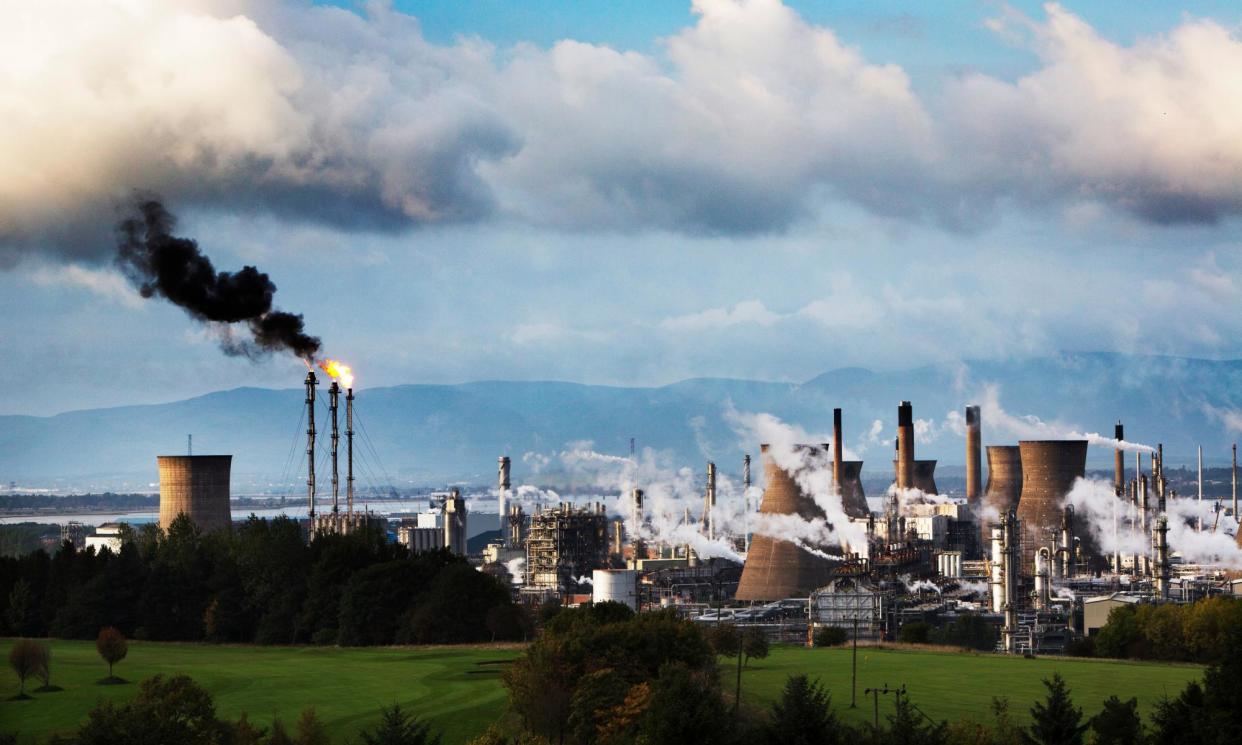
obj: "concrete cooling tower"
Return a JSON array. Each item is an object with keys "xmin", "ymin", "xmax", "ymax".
[
  {"xmin": 984, "ymin": 446, "xmax": 1023, "ymax": 514},
  {"xmin": 890, "ymin": 459, "xmax": 939, "ymax": 495},
  {"xmin": 840, "ymin": 461, "xmax": 868, "ymax": 519},
  {"xmin": 157, "ymin": 455, "xmax": 232, "ymax": 532},
  {"xmin": 735, "ymin": 444, "xmax": 836, "ymax": 601},
  {"xmin": 1016, "ymin": 440, "xmax": 1087, "ymax": 568}
]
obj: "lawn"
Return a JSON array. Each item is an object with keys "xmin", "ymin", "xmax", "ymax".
[
  {"xmin": 1, "ymin": 640, "xmax": 1204, "ymax": 743},
  {"xmin": 0, "ymin": 640, "xmax": 522, "ymax": 744},
  {"xmin": 736, "ymin": 645, "xmax": 1203, "ymax": 729}
]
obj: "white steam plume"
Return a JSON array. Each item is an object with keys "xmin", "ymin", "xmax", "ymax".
[{"xmin": 979, "ymin": 384, "xmax": 1155, "ymax": 453}]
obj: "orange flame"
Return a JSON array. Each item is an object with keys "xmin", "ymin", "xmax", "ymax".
[{"xmin": 318, "ymin": 358, "xmax": 355, "ymax": 389}]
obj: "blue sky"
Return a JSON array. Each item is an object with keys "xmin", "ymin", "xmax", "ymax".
[{"xmin": 3, "ymin": 1, "xmax": 1242, "ymax": 415}]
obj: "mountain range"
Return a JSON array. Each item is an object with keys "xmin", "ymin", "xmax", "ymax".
[{"xmin": 3, "ymin": 353, "xmax": 1240, "ymax": 493}]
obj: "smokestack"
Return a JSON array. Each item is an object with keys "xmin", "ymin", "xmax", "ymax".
[
  {"xmin": 1114, "ymin": 421, "xmax": 1125, "ymax": 495},
  {"xmin": 346, "ymin": 387, "xmax": 354, "ymax": 515},
  {"xmin": 966, "ymin": 405, "xmax": 981, "ymax": 505},
  {"xmin": 1154, "ymin": 516, "xmax": 1170, "ymax": 600},
  {"xmin": 1233, "ymin": 443, "xmax": 1238, "ymax": 525},
  {"xmin": 329, "ymin": 382, "xmax": 340, "ymax": 514},
  {"xmin": 498, "ymin": 456, "xmax": 511, "ymax": 543},
  {"xmin": 833, "ymin": 408, "xmax": 844, "ymax": 498},
  {"xmin": 305, "ymin": 371, "xmax": 317, "ymax": 522},
  {"xmin": 1198, "ymin": 445, "xmax": 1204, "ymax": 532},
  {"xmin": 705, "ymin": 462, "xmax": 717, "ymax": 540},
  {"xmin": 896, "ymin": 401, "xmax": 914, "ymax": 491}
]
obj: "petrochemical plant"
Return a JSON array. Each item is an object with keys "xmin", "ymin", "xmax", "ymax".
[{"xmin": 137, "ymin": 371, "xmax": 1242, "ymax": 655}]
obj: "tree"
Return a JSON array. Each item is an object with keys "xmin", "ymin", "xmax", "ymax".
[
  {"xmin": 33, "ymin": 640, "xmax": 57, "ymax": 692},
  {"xmin": 7, "ymin": 638, "xmax": 45, "ymax": 698},
  {"xmin": 813, "ymin": 626, "xmax": 847, "ymax": 648},
  {"xmin": 485, "ymin": 604, "xmax": 531, "ymax": 642},
  {"xmin": 357, "ymin": 703, "xmax": 442, "ymax": 745},
  {"xmin": 1148, "ymin": 682, "xmax": 1205, "ymax": 745},
  {"xmin": 742, "ymin": 626, "xmax": 769, "ymax": 667},
  {"xmin": 637, "ymin": 663, "xmax": 729, "ymax": 744},
  {"xmin": 765, "ymin": 674, "xmax": 842, "ymax": 745},
  {"xmin": 705, "ymin": 623, "xmax": 741, "ymax": 656},
  {"xmin": 294, "ymin": 707, "xmax": 331, "ymax": 745},
  {"xmin": 1026, "ymin": 673, "xmax": 1087, "ymax": 745},
  {"xmin": 96, "ymin": 626, "xmax": 128, "ymax": 682},
  {"xmin": 73, "ymin": 674, "xmax": 232, "ymax": 745},
  {"xmin": 1089, "ymin": 695, "xmax": 1142, "ymax": 745},
  {"xmin": 885, "ymin": 694, "xmax": 948, "ymax": 745},
  {"xmin": 899, "ymin": 622, "xmax": 931, "ymax": 644},
  {"xmin": 1094, "ymin": 605, "xmax": 1140, "ymax": 659}
]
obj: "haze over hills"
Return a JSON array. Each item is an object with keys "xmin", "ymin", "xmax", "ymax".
[{"xmin": 2, "ymin": 352, "xmax": 1240, "ymax": 493}]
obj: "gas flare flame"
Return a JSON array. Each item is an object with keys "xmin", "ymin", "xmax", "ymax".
[{"xmin": 318, "ymin": 358, "xmax": 355, "ymax": 389}]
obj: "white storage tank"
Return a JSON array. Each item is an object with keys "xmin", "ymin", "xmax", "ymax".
[{"xmin": 592, "ymin": 569, "xmax": 638, "ymax": 611}]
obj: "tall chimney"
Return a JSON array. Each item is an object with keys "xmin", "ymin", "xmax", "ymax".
[
  {"xmin": 346, "ymin": 387, "xmax": 354, "ymax": 515},
  {"xmin": 705, "ymin": 462, "xmax": 717, "ymax": 540},
  {"xmin": 833, "ymin": 408, "xmax": 844, "ymax": 498},
  {"xmin": 329, "ymin": 382, "xmax": 340, "ymax": 514},
  {"xmin": 305, "ymin": 371, "xmax": 317, "ymax": 522},
  {"xmin": 498, "ymin": 456, "xmax": 511, "ymax": 542},
  {"xmin": 1233, "ymin": 443, "xmax": 1238, "ymax": 525},
  {"xmin": 966, "ymin": 405, "xmax": 981, "ymax": 505},
  {"xmin": 1198, "ymin": 445, "xmax": 1204, "ymax": 533},
  {"xmin": 1113, "ymin": 421, "xmax": 1125, "ymax": 496},
  {"xmin": 896, "ymin": 401, "xmax": 914, "ymax": 491}
]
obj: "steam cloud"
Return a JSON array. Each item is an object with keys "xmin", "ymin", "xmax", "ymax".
[{"xmin": 116, "ymin": 197, "xmax": 320, "ymax": 360}]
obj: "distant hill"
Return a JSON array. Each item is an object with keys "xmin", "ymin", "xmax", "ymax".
[{"xmin": 2, "ymin": 352, "xmax": 1240, "ymax": 492}]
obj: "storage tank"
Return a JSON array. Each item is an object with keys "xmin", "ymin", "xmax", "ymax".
[
  {"xmin": 157, "ymin": 455, "xmax": 232, "ymax": 532},
  {"xmin": 592, "ymin": 568, "xmax": 638, "ymax": 611},
  {"xmin": 735, "ymin": 444, "xmax": 836, "ymax": 601},
  {"xmin": 1016, "ymin": 440, "xmax": 1087, "ymax": 569}
]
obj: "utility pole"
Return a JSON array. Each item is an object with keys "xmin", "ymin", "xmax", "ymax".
[{"xmin": 851, "ymin": 617, "xmax": 859, "ymax": 708}]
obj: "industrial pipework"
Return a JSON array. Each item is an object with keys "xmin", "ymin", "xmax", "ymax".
[
  {"xmin": 305, "ymin": 371, "xmax": 317, "ymax": 519},
  {"xmin": 329, "ymin": 381, "xmax": 340, "ymax": 513}
]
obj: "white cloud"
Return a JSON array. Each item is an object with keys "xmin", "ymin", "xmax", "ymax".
[{"xmin": 660, "ymin": 300, "xmax": 780, "ymax": 331}]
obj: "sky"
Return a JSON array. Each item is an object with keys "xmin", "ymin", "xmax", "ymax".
[{"xmin": 3, "ymin": 0, "xmax": 1242, "ymax": 415}]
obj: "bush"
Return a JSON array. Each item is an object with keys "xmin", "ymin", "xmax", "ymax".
[
  {"xmin": 898, "ymin": 621, "xmax": 931, "ymax": 644},
  {"xmin": 813, "ymin": 626, "xmax": 848, "ymax": 647}
]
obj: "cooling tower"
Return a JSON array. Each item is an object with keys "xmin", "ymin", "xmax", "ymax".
[
  {"xmin": 984, "ymin": 446, "xmax": 1022, "ymax": 513},
  {"xmin": 735, "ymin": 444, "xmax": 836, "ymax": 601},
  {"xmin": 157, "ymin": 455, "xmax": 232, "ymax": 532},
  {"xmin": 840, "ymin": 461, "xmax": 869, "ymax": 518},
  {"xmin": 1016, "ymin": 440, "xmax": 1087, "ymax": 568},
  {"xmin": 890, "ymin": 459, "xmax": 939, "ymax": 495}
]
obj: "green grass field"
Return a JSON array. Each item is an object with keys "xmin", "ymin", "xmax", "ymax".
[{"xmin": 1, "ymin": 640, "xmax": 1203, "ymax": 743}]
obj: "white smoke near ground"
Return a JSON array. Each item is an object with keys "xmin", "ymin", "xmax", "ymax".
[
  {"xmin": 1052, "ymin": 586, "xmax": 1076, "ymax": 601},
  {"xmin": 955, "ymin": 580, "xmax": 989, "ymax": 596},
  {"xmin": 504, "ymin": 557, "xmax": 525, "ymax": 585},
  {"xmin": 1065, "ymin": 476, "xmax": 1242, "ymax": 569},
  {"xmin": 978, "ymin": 384, "xmax": 1155, "ymax": 453},
  {"xmin": 899, "ymin": 574, "xmax": 942, "ymax": 594},
  {"xmin": 574, "ymin": 575, "xmax": 594, "ymax": 586}
]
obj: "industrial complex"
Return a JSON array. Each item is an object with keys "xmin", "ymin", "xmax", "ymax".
[{"xmin": 102, "ymin": 371, "xmax": 1242, "ymax": 656}]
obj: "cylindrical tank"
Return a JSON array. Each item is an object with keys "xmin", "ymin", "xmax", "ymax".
[
  {"xmin": 1016, "ymin": 440, "xmax": 1087, "ymax": 570},
  {"xmin": 593, "ymin": 569, "xmax": 638, "ymax": 610},
  {"xmin": 966, "ymin": 406, "xmax": 981, "ymax": 505},
  {"xmin": 157, "ymin": 455, "xmax": 232, "ymax": 532},
  {"xmin": 735, "ymin": 444, "xmax": 836, "ymax": 601},
  {"xmin": 839, "ymin": 460, "xmax": 868, "ymax": 518}
]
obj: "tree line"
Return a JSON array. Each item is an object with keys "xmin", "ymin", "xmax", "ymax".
[
  {"xmin": 1081, "ymin": 595, "xmax": 1242, "ymax": 663},
  {"xmin": 0, "ymin": 515, "xmax": 528, "ymax": 645}
]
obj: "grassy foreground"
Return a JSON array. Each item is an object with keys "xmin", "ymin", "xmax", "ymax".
[
  {"xmin": 1, "ymin": 640, "xmax": 1203, "ymax": 743},
  {"xmin": 0, "ymin": 640, "xmax": 521, "ymax": 745},
  {"xmin": 737, "ymin": 645, "xmax": 1203, "ymax": 728}
]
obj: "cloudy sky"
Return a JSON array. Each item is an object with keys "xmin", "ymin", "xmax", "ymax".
[{"xmin": 3, "ymin": 0, "xmax": 1242, "ymax": 415}]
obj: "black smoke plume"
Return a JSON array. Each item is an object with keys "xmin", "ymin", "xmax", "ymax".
[{"xmin": 116, "ymin": 197, "xmax": 321, "ymax": 360}]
